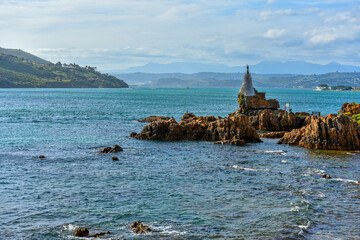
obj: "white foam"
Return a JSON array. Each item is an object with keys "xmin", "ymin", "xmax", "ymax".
[
  {"xmin": 152, "ymin": 225, "xmax": 186, "ymax": 235},
  {"xmin": 264, "ymin": 150, "xmax": 287, "ymax": 155},
  {"xmin": 299, "ymin": 221, "xmax": 310, "ymax": 230},
  {"xmin": 332, "ymin": 178, "xmax": 359, "ymax": 184},
  {"xmin": 290, "ymin": 206, "xmax": 300, "ymax": 212},
  {"xmin": 232, "ymin": 165, "xmax": 269, "ymax": 172},
  {"xmin": 63, "ymin": 224, "xmax": 77, "ymax": 231},
  {"xmin": 281, "ymin": 160, "xmax": 288, "ymax": 163}
]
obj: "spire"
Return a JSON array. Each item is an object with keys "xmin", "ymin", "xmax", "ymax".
[{"xmin": 238, "ymin": 65, "xmax": 255, "ymax": 96}]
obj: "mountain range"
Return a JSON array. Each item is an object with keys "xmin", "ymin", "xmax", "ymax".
[{"xmin": 115, "ymin": 61, "xmax": 360, "ymax": 75}]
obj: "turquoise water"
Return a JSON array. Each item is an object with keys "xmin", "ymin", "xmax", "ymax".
[{"xmin": 0, "ymin": 88, "xmax": 359, "ymax": 239}]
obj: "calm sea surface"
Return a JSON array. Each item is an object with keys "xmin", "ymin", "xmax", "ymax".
[{"xmin": 0, "ymin": 88, "xmax": 359, "ymax": 239}]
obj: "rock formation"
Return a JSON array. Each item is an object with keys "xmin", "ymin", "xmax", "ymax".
[
  {"xmin": 138, "ymin": 116, "xmax": 171, "ymax": 122},
  {"xmin": 74, "ymin": 227, "xmax": 89, "ymax": 237},
  {"xmin": 99, "ymin": 145, "xmax": 123, "ymax": 153},
  {"xmin": 278, "ymin": 115, "xmax": 360, "ymax": 150},
  {"xmin": 130, "ymin": 221, "xmax": 152, "ymax": 234},
  {"xmin": 339, "ymin": 102, "xmax": 360, "ymax": 115},
  {"xmin": 238, "ymin": 65, "xmax": 255, "ymax": 97},
  {"xmin": 230, "ymin": 109, "xmax": 305, "ymax": 131},
  {"xmin": 260, "ymin": 131, "xmax": 286, "ymax": 138},
  {"xmin": 133, "ymin": 113, "xmax": 261, "ymax": 144}
]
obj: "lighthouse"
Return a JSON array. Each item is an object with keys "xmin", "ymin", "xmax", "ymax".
[{"xmin": 238, "ymin": 65, "xmax": 255, "ymax": 96}]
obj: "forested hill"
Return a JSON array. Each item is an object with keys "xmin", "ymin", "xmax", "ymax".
[
  {"xmin": 0, "ymin": 47, "xmax": 51, "ymax": 65},
  {"xmin": 0, "ymin": 53, "xmax": 128, "ymax": 88}
]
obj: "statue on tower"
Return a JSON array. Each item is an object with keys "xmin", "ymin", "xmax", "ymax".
[
  {"xmin": 237, "ymin": 64, "xmax": 279, "ymax": 112},
  {"xmin": 238, "ymin": 65, "xmax": 255, "ymax": 97}
]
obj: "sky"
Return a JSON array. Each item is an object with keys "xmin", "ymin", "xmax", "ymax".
[{"xmin": 0, "ymin": 0, "xmax": 359, "ymax": 71}]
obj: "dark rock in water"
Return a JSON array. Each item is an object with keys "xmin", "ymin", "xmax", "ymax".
[
  {"xmin": 130, "ymin": 132, "xmax": 137, "ymax": 138},
  {"xmin": 130, "ymin": 221, "xmax": 151, "ymax": 234},
  {"xmin": 99, "ymin": 145, "xmax": 123, "ymax": 153},
  {"xmin": 112, "ymin": 157, "xmax": 119, "ymax": 161},
  {"xmin": 279, "ymin": 115, "xmax": 360, "ymax": 150},
  {"xmin": 260, "ymin": 131, "xmax": 287, "ymax": 138},
  {"xmin": 39, "ymin": 155, "xmax": 46, "ymax": 159},
  {"xmin": 88, "ymin": 231, "xmax": 111, "ymax": 238},
  {"xmin": 134, "ymin": 113, "xmax": 261, "ymax": 143},
  {"xmin": 74, "ymin": 227, "xmax": 89, "ymax": 237},
  {"xmin": 214, "ymin": 139, "xmax": 246, "ymax": 146},
  {"xmin": 322, "ymin": 174, "xmax": 332, "ymax": 179},
  {"xmin": 138, "ymin": 116, "xmax": 170, "ymax": 122}
]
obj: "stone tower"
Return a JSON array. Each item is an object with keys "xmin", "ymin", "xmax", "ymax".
[{"xmin": 239, "ymin": 65, "xmax": 255, "ymax": 96}]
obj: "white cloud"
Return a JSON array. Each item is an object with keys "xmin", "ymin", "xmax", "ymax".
[
  {"xmin": 264, "ymin": 29, "xmax": 286, "ymax": 38},
  {"xmin": 259, "ymin": 9, "xmax": 294, "ymax": 20}
]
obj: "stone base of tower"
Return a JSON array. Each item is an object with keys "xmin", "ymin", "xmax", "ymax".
[{"xmin": 237, "ymin": 93, "xmax": 279, "ymax": 112}]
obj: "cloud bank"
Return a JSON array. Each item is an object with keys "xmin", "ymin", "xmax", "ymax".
[{"xmin": 0, "ymin": 0, "xmax": 359, "ymax": 70}]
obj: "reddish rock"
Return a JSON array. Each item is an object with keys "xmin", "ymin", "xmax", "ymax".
[
  {"xmin": 138, "ymin": 116, "xmax": 170, "ymax": 122},
  {"xmin": 238, "ymin": 95, "xmax": 279, "ymax": 112},
  {"xmin": 339, "ymin": 102, "xmax": 360, "ymax": 115},
  {"xmin": 278, "ymin": 115, "xmax": 360, "ymax": 150},
  {"xmin": 295, "ymin": 112, "xmax": 310, "ymax": 117},
  {"xmin": 135, "ymin": 113, "xmax": 261, "ymax": 143},
  {"xmin": 260, "ymin": 131, "xmax": 287, "ymax": 138}
]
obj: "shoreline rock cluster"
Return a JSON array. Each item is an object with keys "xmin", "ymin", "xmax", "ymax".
[{"xmin": 132, "ymin": 113, "xmax": 261, "ymax": 144}]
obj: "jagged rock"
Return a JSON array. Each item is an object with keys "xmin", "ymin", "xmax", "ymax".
[
  {"xmin": 112, "ymin": 157, "xmax": 119, "ymax": 161},
  {"xmin": 88, "ymin": 231, "xmax": 111, "ymax": 238},
  {"xmin": 214, "ymin": 139, "xmax": 246, "ymax": 146},
  {"xmin": 138, "ymin": 116, "xmax": 170, "ymax": 122},
  {"xmin": 339, "ymin": 102, "xmax": 360, "ymax": 115},
  {"xmin": 278, "ymin": 115, "xmax": 360, "ymax": 150},
  {"xmin": 39, "ymin": 155, "xmax": 46, "ymax": 159},
  {"xmin": 74, "ymin": 227, "xmax": 89, "ymax": 237},
  {"xmin": 295, "ymin": 112, "xmax": 310, "ymax": 117},
  {"xmin": 134, "ymin": 113, "xmax": 261, "ymax": 143},
  {"xmin": 260, "ymin": 131, "xmax": 287, "ymax": 138},
  {"xmin": 238, "ymin": 95, "xmax": 280, "ymax": 112},
  {"xmin": 231, "ymin": 109, "xmax": 305, "ymax": 131},
  {"xmin": 99, "ymin": 145, "xmax": 123, "ymax": 153},
  {"xmin": 130, "ymin": 221, "xmax": 151, "ymax": 234},
  {"xmin": 130, "ymin": 132, "xmax": 137, "ymax": 138}
]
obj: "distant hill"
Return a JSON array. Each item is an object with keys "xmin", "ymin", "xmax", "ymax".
[
  {"xmin": 115, "ymin": 72, "xmax": 360, "ymax": 89},
  {"xmin": 0, "ymin": 53, "xmax": 128, "ymax": 88},
  {"xmin": 115, "ymin": 61, "xmax": 360, "ymax": 74},
  {"xmin": 0, "ymin": 47, "xmax": 51, "ymax": 65}
]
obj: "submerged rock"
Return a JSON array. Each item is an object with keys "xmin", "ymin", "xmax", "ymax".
[
  {"xmin": 88, "ymin": 231, "xmax": 111, "ymax": 238},
  {"xmin": 112, "ymin": 157, "xmax": 119, "ymax": 161},
  {"xmin": 322, "ymin": 174, "xmax": 332, "ymax": 179},
  {"xmin": 260, "ymin": 131, "xmax": 287, "ymax": 138},
  {"xmin": 74, "ymin": 227, "xmax": 89, "ymax": 237},
  {"xmin": 130, "ymin": 221, "xmax": 151, "ymax": 234},
  {"xmin": 134, "ymin": 113, "xmax": 261, "ymax": 143},
  {"xmin": 138, "ymin": 116, "xmax": 170, "ymax": 122},
  {"xmin": 99, "ymin": 145, "xmax": 123, "ymax": 153},
  {"xmin": 129, "ymin": 132, "xmax": 137, "ymax": 138},
  {"xmin": 39, "ymin": 155, "xmax": 46, "ymax": 159},
  {"xmin": 278, "ymin": 115, "xmax": 360, "ymax": 150}
]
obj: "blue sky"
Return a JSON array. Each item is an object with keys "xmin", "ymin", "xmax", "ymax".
[{"xmin": 0, "ymin": 0, "xmax": 359, "ymax": 71}]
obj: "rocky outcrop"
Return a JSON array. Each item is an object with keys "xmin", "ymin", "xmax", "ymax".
[
  {"xmin": 130, "ymin": 221, "xmax": 152, "ymax": 234},
  {"xmin": 99, "ymin": 145, "xmax": 123, "ymax": 153},
  {"xmin": 278, "ymin": 115, "xmax": 360, "ymax": 150},
  {"xmin": 230, "ymin": 109, "xmax": 305, "ymax": 131},
  {"xmin": 260, "ymin": 131, "xmax": 287, "ymax": 138},
  {"xmin": 238, "ymin": 95, "xmax": 279, "ymax": 112},
  {"xmin": 339, "ymin": 102, "xmax": 360, "ymax": 115},
  {"xmin": 138, "ymin": 116, "xmax": 171, "ymax": 122},
  {"xmin": 133, "ymin": 113, "xmax": 261, "ymax": 144}
]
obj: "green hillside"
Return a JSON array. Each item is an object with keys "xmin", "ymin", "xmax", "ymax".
[
  {"xmin": 0, "ymin": 47, "xmax": 51, "ymax": 65},
  {"xmin": 0, "ymin": 53, "xmax": 128, "ymax": 88}
]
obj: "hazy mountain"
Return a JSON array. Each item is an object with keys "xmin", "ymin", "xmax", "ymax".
[
  {"xmin": 0, "ymin": 47, "xmax": 51, "ymax": 65},
  {"xmin": 115, "ymin": 60, "xmax": 360, "ymax": 75}
]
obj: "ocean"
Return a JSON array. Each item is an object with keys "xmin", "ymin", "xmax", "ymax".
[{"xmin": 0, "ymin": 88, "xmax": 359, "ymax": 239}]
